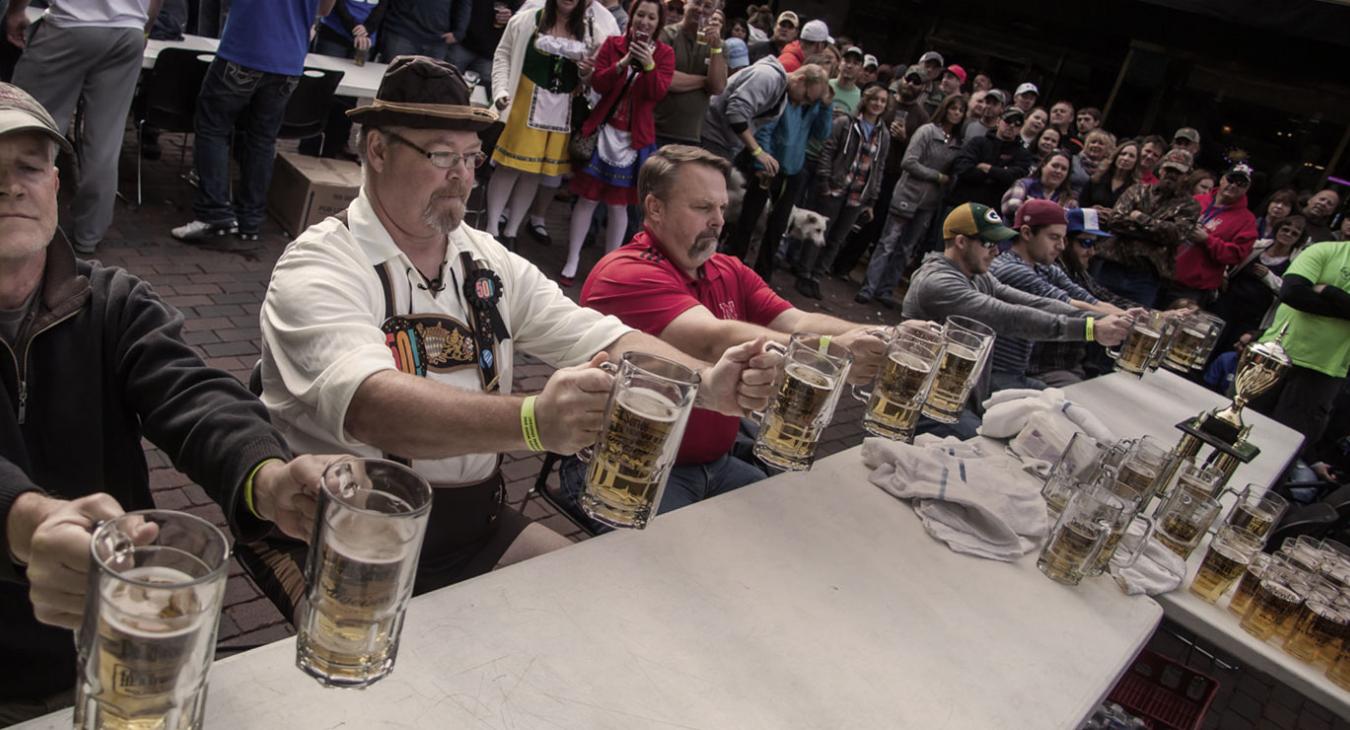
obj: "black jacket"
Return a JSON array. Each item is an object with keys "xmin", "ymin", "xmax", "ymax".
[
  {"xmin": 947, "ymin": 131, "xmax": 1035, "ymax": 210},
  {"xmin": 0, "ymin": 242, "xmax": 289, "ymax": 701}
]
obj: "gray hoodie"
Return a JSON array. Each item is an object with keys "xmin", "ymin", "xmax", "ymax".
[
  {"xmin": 700, "ymin": 56, "xmax": 789, "ymax": 159},
  {"xmin": 902, "ymin": 252, "xmax": 1088, "ymax": 342}
]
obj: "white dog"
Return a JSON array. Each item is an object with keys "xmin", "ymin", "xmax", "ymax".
[{"xmin": 725, "ymin": 167, "xmax": 830, "ymax": 257}]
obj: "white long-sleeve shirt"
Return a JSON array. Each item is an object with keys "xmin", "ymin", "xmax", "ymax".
[{"xmin": 260, "ymin": 191, "xmax": 631, "ymax": 484}]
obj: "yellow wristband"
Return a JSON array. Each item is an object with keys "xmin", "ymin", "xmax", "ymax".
[
  {"xmin": 750, "ymin": 146, "xmax": 764, "ymax": 157},
  {"xmin": 521, "ymin": 395, "xmax": 545, "ymax": 452},
  {"xmin": 1084, "ymin": 317, "xmax": 1095, "ymax": 343},
  {"xmin": 709, "ymin": 46, "xmax": 723, "ymax": 55},
  {"xmin": 642, "ymin": 60, "xmax": 655, "ymax": 72},
  {"xmin": 818, "ymin": 335, "xmax": 832, "ymax": 354},
  {"xmin": 243, "ymin": 458, "xmax": 284, "ymax": 520}
]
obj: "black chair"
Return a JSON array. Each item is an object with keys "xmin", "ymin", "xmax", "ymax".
[
  {"xmin": 1268, "ymin": 502, "xmax": 1339, "ymax": 548},
  {"xmin": 1322, "ymin": 483, "xmax": 1350, "ymax": 523},
  {"xmin": 523, "ymin": 453, "xmax": 600, "ymax": 537},
  {"xmin": 135, "ymin": 48, "xmax": 214, "ymax": 205},
  {"xmin": 278, "ymin": 67, "xmax": 344, "ymax": 152}
]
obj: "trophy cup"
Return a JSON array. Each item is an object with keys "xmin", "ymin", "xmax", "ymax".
[{"xmin": 1170, "ymin": 324, "xmax": 1292, "ymax": 492}]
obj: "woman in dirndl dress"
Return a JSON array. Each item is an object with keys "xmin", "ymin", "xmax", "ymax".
[
  {"xmin": 486, "ymin": 0, "xmax": 592, "ymax": 250},
  {"xmin": 559, "ymin": 0, "xmax": 674, "ymax": 286}
]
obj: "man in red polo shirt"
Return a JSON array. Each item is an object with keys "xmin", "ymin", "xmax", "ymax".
[{"xmin": 559, "ymin": 145, "xmax": 892, "ymax": 525}]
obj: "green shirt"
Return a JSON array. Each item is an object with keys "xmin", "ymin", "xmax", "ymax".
[
  {"xmin": 653, "ymin": 23, "xmax": 711, "ymax": 143},
  {"xmin": 830, "ymin": 80, "xmax": 861, "ymax": 117},
  {"xmin": 1262, "ymin": 240, "xmax": 1350, "ymax": 377}
]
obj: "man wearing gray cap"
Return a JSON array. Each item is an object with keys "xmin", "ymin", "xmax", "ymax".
[
  {"xmin": 918, "ymin": 50, "xmax": 945, "ymax": 115},
  {"xmin": 0, "ymin": 82, "xmax": 335, "ymax": 723},
  {"xmin": 778, "ymin": 17, "xmax": 831, "ymax": 72},
  {"xmin": 1172, "ymin": 127, "xmax": 1201, "ymax": 157}
]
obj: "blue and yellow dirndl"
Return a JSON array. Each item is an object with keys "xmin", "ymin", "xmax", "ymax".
[{"xmin": 491, "ymin": 25, "xmax": 581, "ymax": 177}]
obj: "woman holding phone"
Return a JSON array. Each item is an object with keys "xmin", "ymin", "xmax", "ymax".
[{"xmin": 559, "ymin": 0, "xmax": 675, "ymax": 286}]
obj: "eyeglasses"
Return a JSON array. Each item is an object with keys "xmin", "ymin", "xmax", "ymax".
[
  {"xmin": 1075, "ymin": 236, "xmax": 1098, "ymax": 247},
  {"xmin": 382, "ymin": 130, "xmax": 487, "ymax": 170}
]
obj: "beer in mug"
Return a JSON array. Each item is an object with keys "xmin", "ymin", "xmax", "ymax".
[
  {"xmin": 1115, "ymin": 323, "xmax": 1161, "ymax": 375},
  {"xmin": 1188, "ymin": 526, "xmax": 1261, "ymax": 603},
  {"xmin": 1228, "ymin": 551, "xmax": 1276, "ymax": 617},
  {"xmin": 584, "ymin": 388, "xmax": 684, "ymax": 526},
  {"xmin": 1239, "ymin": 572, "xmax": 1304, "ymax": 642},
  {"xmin": 857, "ymin": 327, "xmax": 944, "ymax": 441},
  {"xmin": 1284, "ymin": 596, "xmax": 1349, "ymax": 665},
  {"xmin": 1224, "ymin": 486, "xmax": 1288, "ymax": 544},
  {"xmin": 753, "ymin": 334, "xmax": 851, "ymax": 471},
  {"xmin": 1163, "ymin": 324, "xmax": 1207, "ymax": 372},
  {"xmin": 922, "ymin": 342, "xmax": 980, "ymax": 423}
]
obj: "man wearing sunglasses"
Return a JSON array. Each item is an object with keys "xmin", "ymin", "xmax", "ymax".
[{"xmin": 903, "ymin": 203, "xmax": 1130, "ymax": 394}]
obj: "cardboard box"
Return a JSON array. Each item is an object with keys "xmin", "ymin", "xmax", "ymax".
[{"xmin": 268, "ymin": 152, "xmax": 363, "ymax": 237}]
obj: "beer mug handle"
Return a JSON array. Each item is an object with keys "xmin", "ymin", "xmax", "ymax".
[
  {"xmin": 850, "ymin": 383, "xmax": 873, "ymax": 404},
  {"xmin": 749, "ymin": 340, "xmax": 791, "ymax": 423},
  {"xmin": 1113, "ymin": 515, "xmax": 1155, "ymax": 570},
  {"xmin": 575, "ymin": 360, "xmax": 622, "ymax": 463},
  {"xmin": 1081, "ymin": 518, "xmax": 1114, "ymax": 573}
]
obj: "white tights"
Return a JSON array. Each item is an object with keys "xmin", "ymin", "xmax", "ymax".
[
  {"xmin": 562, "ymin": 197, "xmax": 629, "ymax": 278},
  {"xmin": 484, "ymin": 166, "xmax": 543, "ymax": 238}
]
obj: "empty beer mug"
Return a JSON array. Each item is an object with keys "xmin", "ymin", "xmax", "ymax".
[
  {"xmin": 1224, "ymin": 486, "xmax": 1288, "ymax": 545},
  {"xmin": 1042, "ymin": 432, "xmax": 1108, "ymax": 519},
  {"xmin": 854, "ymin": 325, "xmax": 945, "ymax": 442},
  {"xmin": 1109, "ymin": 310, "xmax": 1166, "ymax": 376},
  {"xmin": 1113, "ymin": 435, "xmax": 1169, "ymax": 506},
  {"xmin": 1153, "ymin": 487, "xmax": 1222, "ymax": 560},
  {"xmin": 1038, "ymin": 486, "xmax": 1122, "ymax": 586},
  {"xmin": 581, "ymin": 352, "xmax": 700, "ymax": 529},
  {"xmin": 1188, "ymin": 525, "xmax": 1263, "ymax": 604},
  {"xmin": 753, "ymin": 333, "xmax": 852, "ymax": 471},
  {"xmin": 1163, "ymin": 312, "xmax": 1224, "ymax": 373},
  {"xmin": 76, "ymin": 510, "xmax": 230, "ymax": 730},
  {"xmin": 922, "ymin": 315, "xmax": 995, "ymax": 424},
  {"xmin": 296, "ymin": 458, "xmax": 433, "ymax": 688}
]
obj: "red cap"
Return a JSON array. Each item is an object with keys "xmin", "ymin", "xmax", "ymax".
[
  {"xmin": 1014, "ymin": 199, "xmax": 1068, "ymax": 229},
  {"xmin": 945, "ymin": 64, "xmax": 967, "ymax": 85}
]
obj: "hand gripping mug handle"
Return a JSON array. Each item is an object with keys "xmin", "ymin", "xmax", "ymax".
[
  {"xmin": 575, "ymin": 360, "xmax": 621, "ymax": 464},
  {"xmin": 750, "ymin": 340, "xmax": 790, "ymax": 423}
]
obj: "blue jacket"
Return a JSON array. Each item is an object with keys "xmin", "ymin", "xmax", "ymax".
[{"xmin": 754, "ymin": 98, "xmax": 832, "ymax": 176}]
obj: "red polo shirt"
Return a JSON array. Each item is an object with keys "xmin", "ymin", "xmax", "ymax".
[{"xmin": 582, "ymin": 230, "xmax": 793, "ymax": 465}]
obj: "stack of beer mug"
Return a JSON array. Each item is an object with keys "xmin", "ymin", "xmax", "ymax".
[{"xmin": 1037, "ymin": 467, "xmax": 1153, "ymax": 586}]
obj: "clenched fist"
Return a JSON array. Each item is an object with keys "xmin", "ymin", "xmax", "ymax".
[{"xmin": 535, "ymin": 352, "xmax": 615, "ymax": 454}]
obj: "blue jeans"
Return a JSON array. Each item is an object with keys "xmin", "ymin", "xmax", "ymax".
[
  {"xmin": 192, "ymin": 58, "xmax": 298, "ymax": 232},
  {"xmin": 381, "ymin": 31, "xmax": 452, "ymax": 63},
  {"xmin": 1092, "ymin": 259, "xmax": 1162, "ymax": 309},
  {"xmin": 448, "ymin": 44, "xmax": 495, "ymax": 99},
  {"xmin": 861, "ymin": 208, "xmax": 935, "ymax": 297},
  {"xmin": 558, "ymin": 423, "xmax": 769, "ymax": 532}
]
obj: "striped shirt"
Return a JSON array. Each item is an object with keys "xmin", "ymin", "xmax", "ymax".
[{"xmin": 988, "ymin": 251, "xmax": 1095, "ymax": 375}]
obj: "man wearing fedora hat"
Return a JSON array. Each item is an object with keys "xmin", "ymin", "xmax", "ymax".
[{"xmin": 249, "ymin": 57, "xmax": 783, "ymax": 615}]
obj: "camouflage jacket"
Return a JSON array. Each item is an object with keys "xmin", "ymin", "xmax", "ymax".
[{"xmin": 1097, "ymin": 183, "xmax": 1202, "ymax": 279}]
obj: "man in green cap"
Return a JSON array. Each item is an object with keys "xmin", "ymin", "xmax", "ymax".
[{"xmin": 902, "ymin": 203, "xmax": 1129, "ymax": 395}]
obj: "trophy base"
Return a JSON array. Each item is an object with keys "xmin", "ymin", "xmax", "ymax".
[
  {"xmin": 1176, "ymin": 417, "xmax": 1260, "ymax": 463},
  {"xmin": 1196, "ymin": 412, "xmax": 1242, "ymax": 445}
]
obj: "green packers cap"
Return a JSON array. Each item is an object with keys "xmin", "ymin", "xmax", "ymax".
[{"xmin": 943, "ymin": 202, "xmax": 1018, "ymax": 243}]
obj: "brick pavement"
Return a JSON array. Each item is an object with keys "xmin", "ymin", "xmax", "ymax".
[{"xmin": 73, "ymin": 134, "xmax": 1348, "ymax": 723}]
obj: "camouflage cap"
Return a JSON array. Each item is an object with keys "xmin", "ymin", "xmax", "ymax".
[{"xmin": 0, "ymin": 82, "xmax": 72, "ymax": 155}]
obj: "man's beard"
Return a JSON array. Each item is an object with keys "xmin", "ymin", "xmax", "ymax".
[
  {"xmin": 688, "ymin": 233, "xmax": 718, "ymax": 263},
  {"xmin": 422, "ymin": 185, "xmax": 469, "ymax": 234}
]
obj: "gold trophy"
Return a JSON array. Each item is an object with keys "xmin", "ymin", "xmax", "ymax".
[{"xmin": 1171, "ymin": 324, "xmax": 1291, "ymax": 490}]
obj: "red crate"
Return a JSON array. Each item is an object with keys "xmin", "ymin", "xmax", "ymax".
[{"xmin": 1107, "ymin": 649, "xmax": 1220, "ymax": 730}]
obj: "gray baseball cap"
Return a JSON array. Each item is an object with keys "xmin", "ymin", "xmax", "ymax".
[{"xmin": 0, "ymin": 82, "xmax": 71, "ymax": 154}]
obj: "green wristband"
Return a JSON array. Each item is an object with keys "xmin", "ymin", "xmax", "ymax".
[
  {"xmin": 521, "ymin": 395, "xmax": 545, "ymax": 452},
  {"xmin": 1084, "ymin": 317, "xmax": 1095, "ymax": 343},
  {"xmin": 819, "ymin": 335, "xmax": 832, "ymax": 354}
]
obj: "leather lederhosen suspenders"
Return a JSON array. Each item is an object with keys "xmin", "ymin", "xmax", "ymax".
[{"xmin": 331, "ymin": 211, "xmax": 511, "ymax": 551}]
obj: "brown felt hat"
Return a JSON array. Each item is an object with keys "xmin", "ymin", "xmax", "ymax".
[{"xmin": 347, "ymin": 55, "xmax": 499, "ymax": 131}]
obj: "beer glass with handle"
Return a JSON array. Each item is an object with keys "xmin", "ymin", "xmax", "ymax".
[
  {"xmin": 922, "ymin": 315, "xmax": 995, "ymax": 424},
  {"xmin": 1228, "ymin": 551, "xmax": 1281, "ymax": 617},
  {"xmin": 296, "ymin": 458, "xmax": 432, "ymax": 688},
  {"xmin": 1083, "ymin": 479, "xmax": 1154, "ymax": 578},
  {"xmin": 853, "ymin": 324, "xmax": 945, "ymax": 442},
  {"xmin": 1112, "ymin": 435, "xmax": 1170, "ymax": 506},
  {"xmin": 1107, "ymin": 309, "xmax": 1165, "ymax": 376},
  {"xmin": 1153, "ymin": 487, "xmax": 1222, "ymax": 560},
  {"xmin": 1041, "ymin": 432, "xmax": 1110, "ymax": 519},
  {"xmin": 1223, "ymin": 486, "xmax": 1289, "ymax": 545},
  {"xmin": 1188, "ymin": 525, "xmax": 1263, "ymax": 603},
  {"xmin": 753, "ymin": 333, "xmax": 853, "ymax": 471},
  {"xmin": 581, "ymin": 352, "xmax": 700, "ymax": 529},
  {"xmin": 1284, "ymin": 588, "xmax": 1349, "ymax": 665},
  {"xmin": 1238, "ymin": 563, "xmax": 1308, "ymax": 641},
  {"xmin": 76, "ymin": 510, "xmax": 229, "ymax": 730},
  {"xmin": 1038, "ymin": 486, "xmax": 1118, "ymax": 586}
]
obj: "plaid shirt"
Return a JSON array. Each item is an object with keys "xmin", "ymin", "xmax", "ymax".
[{"xmin": 843, "ymin": 123, "xmax": 882, "ymax": 207}]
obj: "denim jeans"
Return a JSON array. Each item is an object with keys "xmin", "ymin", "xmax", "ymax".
[
  {"xmin": 380, "ymin": 31, "xmax": 453, "ymax": 63},
  {"xmin": 448, "ymin": 44, "xmax": 495, "ymax": 99},
  {"xmin": 557, "ymin": 422, "xmax": 768, "ymax": 532},
  {"xmin": 860, "ymin": 208, "xmax": 935, "ymax": 297},
  {"xmin": 1092, "ymin": 259, "xmax": 1162, "ymax": 309},
  {"xmin": 192, "ymin": 58, "xmax": 298, "ymax": 232}
]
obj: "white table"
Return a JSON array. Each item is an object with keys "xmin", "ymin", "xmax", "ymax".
[
  {"xmin": 1062, "ymin": 369, "xmax": 1304, "ymax": 509},
  {"xmin": 1063, "ymin": 371, "xmax": 1350, "ymax": 716},
  {"xmin": 13, "ymin": 449, "xmax": 1161, "ymax": 730}
]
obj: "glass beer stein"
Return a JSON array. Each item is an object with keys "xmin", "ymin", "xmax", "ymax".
[
  {"xmin": 75, "ymin": 510, "xmax": 230, "ymax": 730},
  {"xmin": 1188, "ymin": 525, "xmax": 1263, "ymax": 604},
  {"xmin": 1038, "ymin": 486, "xmax": 1133, "ymax": 586},
  {"xmin": 853, "ymin": 325, "xmax": 945, "ymax": 442},
  {"xmin": 581, "ymin": 352, "xmax": 700, "ymax": 528},
  {"xmin": 1109, "ymin": 310, "xmax": 1167, "ymax": 376},
  {"xmin": 296, "ymin": 458, "xmax": 433, "ymax": 688},
  {"xmin": 753, "ymin": 333, "xmax": 853, "ymax": 471},
  {"xmin": 1153, "ymin": 487, "xmax": 1222, "ymax": 560},
  {"xmin": 1223, "ymin": 486, "xmax": 1289, "ymax": 545},
  {"xmin": 921, "ymin": 316, "xmax": 995, "ymax": 424},
  {"xmin": 1041, "ymin": 432, "xmax": 1110, "ymax": 519}
]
